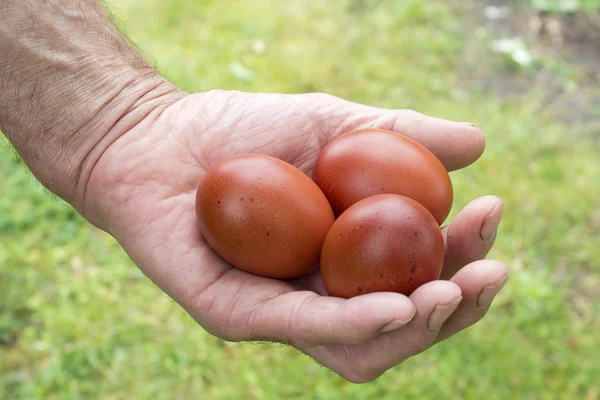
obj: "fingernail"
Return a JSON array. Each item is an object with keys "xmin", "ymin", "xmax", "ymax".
[
  {"xmin": 477, "ymin": 274, "xmax": 509, "ymax": 308},
  {"xmin": 427, "ymin": 297, "xmax": 462, "ymax": 332},
  {"xmin": 379, "ymin": 307, "xmax": 416, "ymax": 333},
  {"xmin": 480, "ymin": 201, "xmax": 504, "ymax": 241}
]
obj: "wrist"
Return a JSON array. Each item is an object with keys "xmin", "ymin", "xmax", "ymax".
[
  {"xmin": 0, "ymin": 0, "xmax": 184, "ymax": 216},
  {"xmin": 1, "ymin": 57, "xmax": 182, "ymax": 213},
  {"xmin": 76, "ymin": 72, "xmax": 185, "ymax": 227},
  {"xmin": 70, "ymin": 70, "xmax": 184, "ymax": 215}
]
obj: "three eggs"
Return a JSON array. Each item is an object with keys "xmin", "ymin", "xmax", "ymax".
[{"xmin": 195, "ymin": 129, "xmax": 452, "ymax": 298}]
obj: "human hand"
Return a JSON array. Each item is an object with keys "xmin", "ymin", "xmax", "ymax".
[
  {"xmin": 83, "ymin": 90, "xmax": 508, "ymax": 383},
  {"xmin": 1, "ymin": 0, "xmax": 507, "ymax": 383}
]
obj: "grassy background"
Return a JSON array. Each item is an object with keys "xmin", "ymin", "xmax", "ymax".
[{"xmin": 1, "ymin": 1, "xmax": 599, "ymax": 399}]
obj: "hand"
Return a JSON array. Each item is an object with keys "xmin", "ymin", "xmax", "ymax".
[
  {"xmin": 0, "ymin": 1, "xmax": 507, "ymax": 383},
  {"xmin": 84, "ymin": 90, "xmax": 508, "ymax": 383}
]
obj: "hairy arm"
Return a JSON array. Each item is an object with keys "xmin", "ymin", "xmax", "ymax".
[{"xmin": 0, "ymin": 0, "xmax": 181, "ymax": 218}]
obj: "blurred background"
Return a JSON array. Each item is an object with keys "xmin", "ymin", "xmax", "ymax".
[{"xmin": 1, "ymin": 0, "xmax": 599, "ymax": 398}]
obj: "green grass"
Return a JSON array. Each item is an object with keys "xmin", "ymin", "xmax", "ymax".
[{"xmin": 2, "ymin": 0, "xmax": 599, "ymax": 399}]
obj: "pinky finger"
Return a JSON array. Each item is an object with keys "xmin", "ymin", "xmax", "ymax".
[{"xmin": 435, "ymin": 259, "xmax": 508, "ymax": 343}]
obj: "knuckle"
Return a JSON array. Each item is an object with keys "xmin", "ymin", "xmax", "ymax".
[
  {"xmin": 397, "ymin": 108, "xmax": 427, "ymax": 122},
  {"xmin": 286, "ymin": 294, "xmax": 316, "ymax": 338},
  {"xmin": 329, "ymin": 305, "xmax": 359, "ymax": 344},
  {"xmin": 390, "ymin": 109, "xmax": 428, "ymax": 133},
  {"xmin": 190, "ymin": 273, "xmax": 255, "ymax": 343}
]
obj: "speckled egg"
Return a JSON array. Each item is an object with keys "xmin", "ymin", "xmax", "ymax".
[
  {"xmin": 312, "ymin": 128, "xmax": 453, "ymax": 225},
  {"xmin": 320, "ymin": 194, "xmax": 444, "ymax": 298},
  {"xmin": 195, "ymin": 154, "xmax": 335, "ymax": 279}
]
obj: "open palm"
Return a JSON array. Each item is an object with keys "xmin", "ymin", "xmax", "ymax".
[{"xmin": 85, "ymin": 89, "xmax": 508, "ymax": 383}]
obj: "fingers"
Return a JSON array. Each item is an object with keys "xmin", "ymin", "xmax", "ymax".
[
  {"xmin": 441, "ymin": 195, "xmax": 504, "ymax": 280},
  {"xmin": 316, "ymin": 95, "xmax": 486, "ymax": 171},
  {"xmin": 310, "ymin": 280, "xmax": 462, "ymax": 383},
  {"xmin": 388, "ymin": 111, "xmax": 486, "ymax": 171},
  {"xmin": 305, "ymin": 261, "xmax": 507, "ymax": 383},
  {"xmin": 247, "ymin": 290, "xmax": 417, "ymax": 346},
  {"xmin": 194, "ymin": 268, "xmax": 417, "ymax": 346},
  {"xmin": 435, "ymin": 260, "xmax": 509, "ymax": 343}
]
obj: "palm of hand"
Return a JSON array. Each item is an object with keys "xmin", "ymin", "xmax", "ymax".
[{"xmin": 86, "ymin": 90, "xmax": 508, "ymax": 382}]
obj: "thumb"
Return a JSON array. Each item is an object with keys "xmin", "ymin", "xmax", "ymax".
[{"xmin": 309, "ymin": 93, "xmax": 486, "ymax": 171}]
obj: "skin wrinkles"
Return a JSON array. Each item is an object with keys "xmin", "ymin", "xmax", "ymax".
[{"xmin": 1, "ymin": 0, "xmax": 508, "ymax": 383}]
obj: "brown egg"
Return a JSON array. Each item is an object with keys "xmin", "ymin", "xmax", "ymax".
[
  {"xmin": 195, "ymin": 154, "xmax": 335, "ymax": 279},
  {"xmin": 312, "ymin": 128, "xmax": 453, "ymax": 225},
  {"xmin": 321, "ymin": 194, "xmax": 444, "ymax": 298}
]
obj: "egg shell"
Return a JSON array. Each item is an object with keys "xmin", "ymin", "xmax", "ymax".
[
  {"xmin": 312, "ymin": 128, "xmax": 453, "ymax": 225},
  {"xmin": 195, "ymin": 154, "xmax": 335, "ymax": 279},
  {"xmin": 320, "ymin": 194, "xmax": 444, "ymax": 298}
]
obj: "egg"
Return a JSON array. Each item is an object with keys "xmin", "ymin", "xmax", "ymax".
[
  {"xmin": 320, "ymin": 194, "xmax": 444, "ymax": 298},
  {"xmin": 312, "ymin": 128, "xmax": 453, "ymax": 225},
  {"xmin": 195, "ymin": 154, "xmax": 335, "ymax": 279}
]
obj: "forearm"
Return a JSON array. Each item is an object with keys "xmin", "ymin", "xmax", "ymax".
[{"xmin": 0, "ymin": 0, "xmax": 180, "ymax": 210}]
